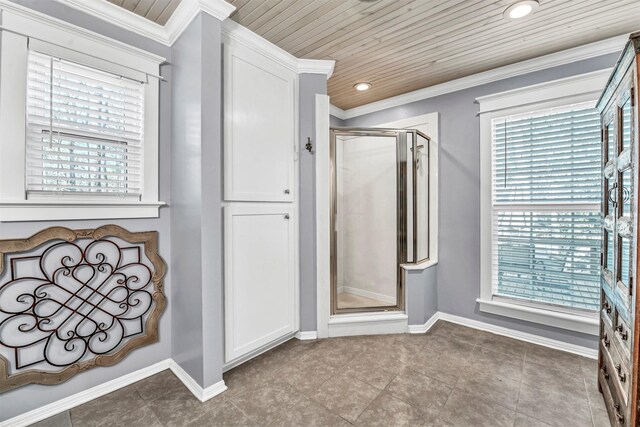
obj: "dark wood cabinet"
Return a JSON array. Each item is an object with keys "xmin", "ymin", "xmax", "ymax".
[{"xmin": 597, "ymin": 31, "xmax": 640, "ymax": 427}]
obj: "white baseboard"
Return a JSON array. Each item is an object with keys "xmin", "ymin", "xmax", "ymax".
[
  {"xmin": 437, "ymin": 312, "xmax": 598, "ymax": 359},
  {"xmin": 1, "ymin": 359, "xmax": 172, "ymax": 427},
  {"xmin": 339, "ymin": 286, "xmax": 396, "ymax": 304},
  {"xmin": 407, "ymin": 312, "xmax": 439, "ymax": 334},
  {"xmin": 1, "ymin": 359, "xmax": 228, "ymax": 427},
  {"xmin": 295, "ymin": 331, "xmax": 318, "ymax": 340},
  {"xmin": 328, "ymin": 312, "xmax": 408, "ymax": 337},
  {"xmin": 168, "ymin": 360, "xmax": 227, "ymax": 402}
]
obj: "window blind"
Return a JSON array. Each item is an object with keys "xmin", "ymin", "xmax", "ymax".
[
  {"xmin": 26, "ymin": 51, "xmax": 145, "ymax": 197},
  {"xmin": 491, "ymin": 104, "xmax": 601, "ymax": 311}
]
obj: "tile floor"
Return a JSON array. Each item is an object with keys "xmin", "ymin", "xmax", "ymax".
[
  {"xmin": 336, "ymin": 291, "xmax": 393, "ymax": 309},
  {"xmin": 32, "ymin": 321, "xmax": 610, "ymax": 427}
]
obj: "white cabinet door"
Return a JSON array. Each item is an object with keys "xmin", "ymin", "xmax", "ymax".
[
  {"xmin": 224, "ymin": 204, "xmax": 296, "ymax": 362},
  {"xmin": 224, "ymin": 40, "xmax": 296, "ymax": 202}
]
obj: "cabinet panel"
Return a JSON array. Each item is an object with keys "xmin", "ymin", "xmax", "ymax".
[
  {"xmin": 224, "ymin": 204, "xmax": 296, "ymax": 362},
  {"xmin": 223, "ymin": 41, "xmax": 296, "ymax": 202}
]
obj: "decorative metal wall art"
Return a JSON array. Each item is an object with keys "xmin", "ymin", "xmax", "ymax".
[{"xmin": 0, "ymin": 225, "xmax": 166, "ymax": 392}]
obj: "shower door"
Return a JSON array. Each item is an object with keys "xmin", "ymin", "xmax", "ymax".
[{"xmin": 330, "ymin": 129, "xmax": 410, "ymax": 314}]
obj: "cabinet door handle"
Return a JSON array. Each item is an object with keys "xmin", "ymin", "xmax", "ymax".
[
  {"xmin": 602, "ymin": 366, "xmax": 610, "ymax": 379},
  {"xmin": 616, "ymin": 325, "xmax": 628, "ymax": 340},
  {"xmin": 284, "ymin": 214, "xmax": 290, "ymax": 220},
  {"xmin": 604, "ymin": 334, "xmax": 610, "ymax": 347},
  {"xmin": 284, "ymin": 189, "xmax": 290, "ymax": 194}
]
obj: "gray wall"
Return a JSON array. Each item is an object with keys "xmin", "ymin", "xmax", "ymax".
[
  {"xmin": 170, "ymin": 12, "xmax": 224, "ymax": 388},
  {"xmin": 406, "ymin": 267, "xmax": 438, "ymax": 325},
  {"xmin": 345, "ymin": 53, "xmax": 620, "ymax": 348},
  {"xmin": 299, "ymin": 74, "xmax": 328, "ymax": 331},
  {"xmin": 330, "ymin": 115, "xmax": 345, "ymax": 127},
  {"xmin": 0, "ymin": 0, "xmax": 173, "ymax": 421}
]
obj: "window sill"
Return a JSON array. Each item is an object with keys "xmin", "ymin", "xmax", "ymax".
[
  {"xmin": 401, "ymin": 259, "xmax": 438, "ymax": 271},
  {"xmin": 0, "ymin": 201, "xmax": 166, "ymax": 222},
  {"xmin": 476, "ymin": 298, "xmax": 599, "ymax": 336}
]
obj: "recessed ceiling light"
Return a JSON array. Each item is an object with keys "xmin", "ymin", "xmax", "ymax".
[
  {"xmin": 504, "ymin": 0, "xmax": 539, "ymax": 19},
  {"xmin": 354, "ymin": 82, "xmax": 372, "ymax": 91}
]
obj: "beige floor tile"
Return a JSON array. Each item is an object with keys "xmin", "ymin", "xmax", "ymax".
[
  {"xmin": 524, "ymin": 344, "xmax": 585, "ymax": 376},
  {"xmin": 385, "ymin": 367, "xmax": 452, "ymax": 421},
  {"xmin": 355, "ymin": 392, "xmax": 425, "ymax": 426},
  {"xmin": 454, "ymin": 369, "xmax": 521, "ymax": 410},
  {"xmin": 464, "ymin": 345, "xmax": 525, "ymax": 382},
  {"xmin": 30, "ymin": 412, "xmax": 72, "ymax": 427},
  {"xmin": 342, "ymin": 351, "xmax": 398, "ymax": 389},
  {"xmin": 517, "ymin": 382, "xmax": 593, "ymax": 427},
  {"xmin": 69, "ymin": 385, "xmax": 145, "ymax": 427},
  {"xmin": 310, "ymin": 373, "xmax": 381, "ymax": 423},
  {"xmin": 229, "ymin": 380, "xmax": 302, "ymax": 425},
  {"xmin": 435, "ymin": 389, "xmax": 516, "ymax": 427},
  {"xmin": 134, "ymin": 369, "xmax": 189, "ymax": 401},
  {"xmin": 269, "ymin": 395, "xmax": 350, "ymax": 426},
  {"xmin": 514, "ymin": 413, "xmax": 553, "ymax": 427}
]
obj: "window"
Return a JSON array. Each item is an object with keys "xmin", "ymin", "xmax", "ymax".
[
  {"xmin": 26, "ymin": 51, "xmax": 144, "ymax": 198},
  {"xmin": 0, "ymin": 5, "xmax": 164, "ymax": 221},
  {"xmin": 492, "ymin": 104, "xmax": 601, "ymax": 310},
  {"xmin": 478, "ymin": 70, "xmax": 611, "ymax": 335}
]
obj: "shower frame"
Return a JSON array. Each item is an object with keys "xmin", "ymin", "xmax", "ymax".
[{"xmin": 330, "ymin": 127, "xmax": 431, "ymax": 315}]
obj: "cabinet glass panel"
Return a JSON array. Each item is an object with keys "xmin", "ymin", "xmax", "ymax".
[
  {"xmin": 607, "ymin": 121, "xmax": 615, "ymax": 162},
  {"xmin": 621, "ymin": 168, "xmax": 632, "ymax": 218},
  {"xmin": 605, "ymin": 230, "xmax": 614, "ymax": 272},
  {"xmin": 621, "ymin": 98, "xmax": 631, "ymax": 152},
  {"xmin": 620, "ymin": 236, "xmax": 631, "ymax": 288}
]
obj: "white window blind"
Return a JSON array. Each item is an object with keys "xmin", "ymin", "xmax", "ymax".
[
  {"xmin": 491, "ymin": 103, "xmax": 601, "ymax": 311},
  {"xmin": 26, "ymin": 50, "xmax": 145, "ymax": 197}
]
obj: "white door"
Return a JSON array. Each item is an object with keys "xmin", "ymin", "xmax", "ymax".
[
  {"xmin": 223, "ymin": 40, "xmax": 296, "ymax": 202},
  {"xmin": 224, "ymin": 204, "xmax": 296, "ymax": 362}
]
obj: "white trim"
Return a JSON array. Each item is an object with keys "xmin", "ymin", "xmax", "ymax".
[
  {"xmin": 328, "ymin": 312, "xmax": 408, "ymax": 337},
  {"xmin": 339, "ymin": 286, "xmax": 396, "ymax": 305},
  {"xmin": 401, "ymin": 259, "xmax": 438, "ymax": 271},
  {"xmin": 330, "ymin": 104, "xmax": 347, "ymax": 121},
  {"xmin": 0, "ymin": 202, "xmax": 165, "ymax": 222},
  {"xmin": 53, "ymin": 0, "xmax": 236, "ymax": 46},
  {"xmin": 295, "ymin": 331, "xmax": 318, "ymax": 340},
  {"xmin": 407, "ymin": 312, "xmax": 440, "ymax": 334},
  {"xmin": 476, "ymin": 299, "xmax": 599, "ymax": 336},
  {"xmin": 168, "ymin": 360, "xmax": 227, "ymax": 403},
  {"xmin": 0, "ymin": 359, "xmax": 172, "ymax": 427},
  {"xmin": 475, "ymin": 69, "xmax": 612, "ymax": 114},
  {"xmin": 298, "ymin": 58, "xmax": 335, "ymax": 79},
  {"xmin": 331, "ymin": 35, "xmax": 627, "ymax": 120},
  {"xmin": 478, "ymin": 75, "xmax": 605, "ymax": 335},
  {"xmin": 0, "ymin": 0, "xmax": 165, "ymax": 70},
  {"xmin": 222, "ymin": 20, "xmax": 334, "ymax": 78},
  {"xmin": 437, "ymin": 312, "xmax": 598, "ymax": 359},
  {"xmin": 315, "ymin": 94, "xmax": 331, "ymax": 339}
]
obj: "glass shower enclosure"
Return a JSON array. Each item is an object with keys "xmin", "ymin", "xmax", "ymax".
[{"xmin": 330, "ymin": 128, "xmax": 431, "ymax": 314}]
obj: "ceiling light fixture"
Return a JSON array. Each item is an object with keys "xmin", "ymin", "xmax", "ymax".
[
  {"xmin": 504, "ymin": 0, "xmax": 539, "ymax": 19},
  {"xmin": 354, "ymin": 82, "xmax": 372, "ymax": 91}
]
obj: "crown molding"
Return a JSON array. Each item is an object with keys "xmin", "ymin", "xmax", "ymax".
[
  {"xmin": 0, "ymin": 0, "xmax": 165, "ymax": 68},
  {"xmin": 330, "ymin": 104, "xmax": 347, "ymax": 120},
  {"xmin": 476, "ymin": 68, "xmax": 612, "ymax": 114},
  {"xmin": 52, "ymin": 0, "xmax": 236, "ymax": 46},
  {"xmin": 48, "ymin": 0, "xmax": 334, "ymax": 78},
  {"xmin": 334, "ymin": 34, "xmax": 628, "ymax": 120},
  {"xmin": 298, "ymin": 58, "xmax": 335, "ymax": 79},
  {"xmin": 222, "ymin": 19, "xmax": 335, "ymax": 78}
]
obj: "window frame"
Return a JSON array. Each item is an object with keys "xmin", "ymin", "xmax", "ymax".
[
  {"xmin": 478, "ymin": 70, "xmax": 612, "ymax": 335},
  {"xmin": 0, "ymin": 5, "xmax": 164, "ymax": 221}
]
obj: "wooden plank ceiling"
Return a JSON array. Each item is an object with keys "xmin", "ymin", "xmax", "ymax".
[
  {"xmin": 107, "ymin": 0, "xmax": 181, "ymax": 25},
  {"xmin": 111, "ymin": 0, "xmax": 639, "ymax": 110}
]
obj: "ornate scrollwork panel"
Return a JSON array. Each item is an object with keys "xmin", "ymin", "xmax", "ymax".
[{"xmin": 0, "ymin": 225, "xmax": 166, "ymax": 392}]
